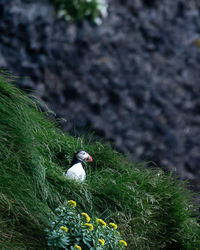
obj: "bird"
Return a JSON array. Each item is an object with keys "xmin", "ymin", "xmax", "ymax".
[{"xmin": 64, "ymin": 151, "xmax": 93, "ymax": 182}]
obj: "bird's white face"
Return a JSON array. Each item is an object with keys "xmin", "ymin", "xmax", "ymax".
[{"xmin": 76, "ymin": 151, "xmax": 93, "ymax": 162}]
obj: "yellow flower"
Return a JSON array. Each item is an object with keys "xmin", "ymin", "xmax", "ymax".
[
  {"xmin": 84, "ymin": 223, "xmax": 94, "ymax": 231},
  {"xmin": 96, "ymin": 218, "xmax": 107, "ymax": 227},
  {"xmin": 98, "ymin": 239, "xmax": 105, "ymax": 246},
  {"xmin": 60, "ymin": 226, "xmax": 68, "ymax": 232},
  {"xmin": 119, "ymin": 240, "xmax": 127, "ymax": 247},
  {"xmin": 74, "ymin": 245, "xmax": 82, "ymax": 250},
  {"xmin": 81, "ymin": 212, "xmax": 91, "ymax": 223},
  {"xmin": 109, "ymin": 222, "xmax": 118, "ymax": 229},
  {"xmin": 67, "ymin": 200, "xmax": 76, "ymax": 207}
]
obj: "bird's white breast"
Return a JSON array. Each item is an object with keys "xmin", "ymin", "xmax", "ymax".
[{"xmin": 65, "ymin": 162, "xmax": 86, "ymax": 182}]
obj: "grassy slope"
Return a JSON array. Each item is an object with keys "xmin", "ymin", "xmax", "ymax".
[{"xmin": 0, "ymin": 73, "xmax": 199, "ymax": 249}]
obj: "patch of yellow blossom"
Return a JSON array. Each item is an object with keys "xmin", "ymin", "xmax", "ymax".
[
  {"xmin": 81, "ymin": 212, "xmax": 91, "ymax": 223},
  {"xmin": 60, "ymin": 226, "xmax": 68, "ymax": 232},
  {"xmin": 84, "ymin": 223, "xmax": 94, "ymax": 231},
  {"xmin": 98, "ymin": 239, "xmax": 105, "ymax": 246},
  {"xmin": 96, "ymin": 218, "xmax": 107, "ymax": 227},
  {"xmin": 67, "ymin": 200, "xmax": 77, "ymax": 207},
  {"xmin": 74, "ymin": 245, "xmax": 82, "ymax": 250},
  {"xmin": 109, "ymin": 222, "xmax": 117, "ymax": 229},
  {"xmin": 119, "ymin": 240, "xmax": 127, "ymax": 247}
]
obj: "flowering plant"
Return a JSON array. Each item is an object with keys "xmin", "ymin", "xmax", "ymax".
[
  {"xmin": 51, "ymin": 0, "xmax": 108, "ymax": 25},
  {"xmin": 46, "ymin": 200, "xmax": 127, "ymax": 249}
]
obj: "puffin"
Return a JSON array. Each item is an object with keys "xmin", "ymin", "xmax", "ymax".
[{"xmin": 64, "ymin": 151, "xmax": 93, "ymax": 182}]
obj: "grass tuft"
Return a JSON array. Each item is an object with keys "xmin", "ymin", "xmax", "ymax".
[{"xmin": 0, "ymin": 72, "xmax": 199, "ymax": 249}]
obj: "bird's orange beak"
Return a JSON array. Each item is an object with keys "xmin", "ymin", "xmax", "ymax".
[{"xmin": 86, "ymin": 155, "xmax": 93, "ymax": 162}]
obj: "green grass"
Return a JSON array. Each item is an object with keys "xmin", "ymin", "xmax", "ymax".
[
  {"xmin": 51, "ymin": 0, "xmax": 107, "ymax": 23},
  {"xmin": 0, "ymin": 72, "xmax": 199, "ymax": 249}
]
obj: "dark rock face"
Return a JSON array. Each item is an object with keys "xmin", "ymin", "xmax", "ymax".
[{"xmin": 0, "ymin": 0, "xmax": 200, "ymax": 191}]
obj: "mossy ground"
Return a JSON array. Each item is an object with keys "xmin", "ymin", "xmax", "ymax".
[{"xmin": 0, "ymin": 73, "xmax": 199, "ymax": 249}]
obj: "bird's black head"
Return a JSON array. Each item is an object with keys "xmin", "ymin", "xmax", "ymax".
[{"xmin": 71, "ymin": 151, "xmax": 93, "ymax": 165}]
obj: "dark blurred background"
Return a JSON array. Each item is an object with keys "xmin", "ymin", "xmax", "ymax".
[{"xmin": 0, "ymin": 0, "xmax": 200, "ymax": 193}]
